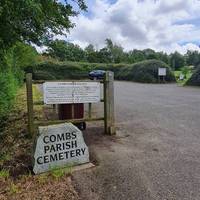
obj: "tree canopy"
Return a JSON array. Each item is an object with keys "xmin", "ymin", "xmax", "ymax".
[{"xmin": 0, "ymin": 0, "xmax": 86, "ymax": 50}]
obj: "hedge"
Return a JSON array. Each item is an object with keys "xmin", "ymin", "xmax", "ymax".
[
  {"xmin": 116, "ymin": 60, "xmax": 175, "ymax": 83},
  {"xmin": 25, "ymin": 59, "xmax": 175, "ymax": 83},
  {"xmin": 24, "ymin": 61, "xmax": 128, "ymax": 80}
]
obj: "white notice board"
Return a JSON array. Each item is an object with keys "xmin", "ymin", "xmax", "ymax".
[
  {"xmin": 158, "ymin": 68, "xmax": 166, "ymax": 76},
  {"xmin": 43, "ymin": 82, "xmax": 101, "ymax": 104}
]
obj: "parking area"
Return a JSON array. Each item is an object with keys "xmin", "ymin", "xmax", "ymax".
[{"xmin": 73, "ymin": 82, "xmax": 200, "ymax": 200}]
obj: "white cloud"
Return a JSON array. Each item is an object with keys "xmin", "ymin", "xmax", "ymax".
[{"xmin": 67, "ymin": 0, "xmax": 200, "ymax": 54}]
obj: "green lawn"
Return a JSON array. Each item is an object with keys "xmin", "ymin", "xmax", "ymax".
[{"xmin": 174, "ymin": 68, "xmax": 193, "ymax": 85}]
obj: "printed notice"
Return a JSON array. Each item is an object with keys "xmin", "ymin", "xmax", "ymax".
[
  {"xmin": 158, "ymin": 68, "xmax": 167, "ymax": 76},
  {"xmin": 43, "ymin": 82, "xmax": 101, "ymax": 104}
]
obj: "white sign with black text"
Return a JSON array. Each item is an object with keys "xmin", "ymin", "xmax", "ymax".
[
  {"xmin": 33, "ymin": 123, "xmax": 89, "ymax": 174},
  {"xmin": 158, "ymin": 68, "xmax": 167, "ymax": 76},
  {"xmin": 43, "ymin": 81, "xmax": 101, "ymax": 104}
]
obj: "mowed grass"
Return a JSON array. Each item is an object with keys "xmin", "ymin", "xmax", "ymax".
[{"xmin": 174, "ymin": 68, "xmax": 193, "ymax": 85}]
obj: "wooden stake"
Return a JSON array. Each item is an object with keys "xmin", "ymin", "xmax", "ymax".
[
  {"xmin": 104, "ymin": 71, "xmax": 116, "ymax": 135},
  {"xmin": 26, "ymin": 73, "xmax": 34, "ymax": 138},
  {"xmin": 88, "ymin": 103, "xmax": 92, "ymax": 119}
]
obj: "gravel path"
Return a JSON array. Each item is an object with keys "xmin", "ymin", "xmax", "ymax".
[{"xmin": 73, "ymin": 82, "xmax": 200, "ymax": 200}]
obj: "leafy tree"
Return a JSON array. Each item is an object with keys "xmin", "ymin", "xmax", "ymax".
[
  {"xmin": 156, "ymin": 52, "xmax": 170, "ymax": 65},
  {"xmin": 170, "ymin": 51, "xmax": 185, "ymax": 70},
  {"xmin": 98, "ymin": 48, "xmax": 112, "ymax": 63},
  {"xmin": 4, "ymin": 42, "xmax": 38, "ymax": 69},
  {"xmin": 46, "ymin": 39, "xmax": 86, "ymax": 62},
  {"xmin": 186, "ymin": 50, "xmax": 200, "ymax": 67},
  {"xmin": 85, "ymin": 44, "xmax": 99, "ymax": 63},
  {"xmin": 85, "ymin": 44, "xmax": 95, "ymax": 54},
  {"xmin": 0, "ymin": 0, "xmax": 86, "ymax": 50},
  {"xmin": 128, "ymin": 49, "xmax": 145, "ymax": 63},
  {"xmin": 142, "ymin": 49, "xmax": 158, "ymax": 60},
  {"xmin": 105, "ymin": 38, "xmax": 125, "ymax": 63}
]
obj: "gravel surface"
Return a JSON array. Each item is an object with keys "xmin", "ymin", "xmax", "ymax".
[{"xmin": 72, "ymin": 81, "xmax": 200, "ymax": 200}]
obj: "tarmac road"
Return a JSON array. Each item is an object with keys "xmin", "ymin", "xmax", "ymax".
[{"xmin": 72, "ymin": 81, "xmax": 200, "ymax": 200}]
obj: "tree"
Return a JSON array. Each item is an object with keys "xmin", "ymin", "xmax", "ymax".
[
  {"xmin": 105, "ymin": 39, "xmax": 125, "ymax": 63},
  {"xmin": 4, "ymin": 42, "xmax": 38, "ymax": 69},
  {"xmin": 186, "ymin": 50, "xmax": 200, "ymax": 67},
  {"xmin": 142, "ymin": 49, "xmax": 158, "ymax": 60},
  {"xmin": 156, "ymin": 52, "xmax": 170, "ymax": 65},
  {"xmin": 128, "ymin": 49, "xmax": 145, "ymax": 63},
  {"xmin": 98, "ymin": 48, "xmax": 112, "ymax": 63},
  {"xmin": 0, "ymin": 0, "xmax": 86, "ymax": 50},
  {"xmin": 85, "ymin": 44, "xmax": 95, "ymax": 54},
  {"xmin": 170, "ymin": 51, "xmax": 185, "ymax": 70},
  {"xmin": 46, "ymin": 39, "xmax": 86, "ymax": 62},
  {"xmin": 85, "ymin": 44, "xmax": 99, "ymax": 63}
]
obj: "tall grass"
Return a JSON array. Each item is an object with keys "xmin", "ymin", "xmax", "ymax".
[{"xmin": 0, "ymin": 70, "xmax": 22, "ymax": 127}]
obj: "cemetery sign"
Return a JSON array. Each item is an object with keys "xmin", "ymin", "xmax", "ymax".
[{"xmin": 33, "ymin": 123, "xmax": 89, "ymax": 174}]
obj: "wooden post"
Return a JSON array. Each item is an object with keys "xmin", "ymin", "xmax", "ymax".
[
  {"xmin": 26, "ymin": 73, "xmax": 34, "ymax": 137},
  {"xmin": 71, "ymin": 104, "xmax": 74, "ymax": 119},
  {"xmin": 88, "ymin": 103, "xmax": 92, "ymax": 119},
  {"xmin": 104, "ymin": 71, "xmax": 115, "ymax": 135}
]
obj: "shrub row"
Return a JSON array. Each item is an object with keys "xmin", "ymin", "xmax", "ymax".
[
  {"xmin": 24, "ymin": 61, "xmax": 130, "ymax": 80},
  {"xmin": 25, "ymin": 59, "xmax": 175, "ymax": 83}
]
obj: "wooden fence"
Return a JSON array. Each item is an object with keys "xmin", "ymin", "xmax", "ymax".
[{"xmin": 26, "ymin": 71, "xmax": 115, "ymax": 137}]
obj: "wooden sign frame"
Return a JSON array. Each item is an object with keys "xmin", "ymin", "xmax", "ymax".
[{"xmin": 26, "ymin": 71, "xmax": 115, "ymax": 137}]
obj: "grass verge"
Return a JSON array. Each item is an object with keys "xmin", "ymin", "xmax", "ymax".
[{"xmin": 0, "ymin": 85, "xmax": 79, "ymax": 200}]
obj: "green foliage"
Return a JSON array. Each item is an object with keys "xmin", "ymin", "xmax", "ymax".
[
  {"xmin": 46, "ymin": 39, "xmax": 86, "ymax": 62},
  {"xmin": 0, "ymin": 0, "xmax": 86, "ymax": 50},
  {"xmin": 4, "ymin": 42, "xmax": 38, "ymax": 70},
  {"xmin": 117, "ymin": 60, "xmax": 175, "ymax": 83},
  {"xmin": 50, "ymin": 166, "xmax": 72, "ymax": 179},
  {"xmin": 186, "ymin": 66, "xmax": 200, "ymax": 86},
  {"xmin": 0, "ymin": 152, "xmax": 11, "ymax": 165},
  {"xmin": 24, "ymin": 60, "xmax": 131, "ymax": 80},
  {"xmin": 0, "ymin": 169, "xmax": 9, "ymax": 179},
  {"xmin": 0, "ymin": 71, "xmax": 18, "ymax": 125},
  {"xmin": 170, "ymin": 51, "xmax": 186, "ymax": 70},
  {"xmin": 181, "ymin": 66, "xmax": 190, "ymax": 78},
  {"xmin": 0, "ymin": 43, "xmax": 38, "ymax": 126},
  {"xmin": 44, "ymin": 39, "xmax": 186, "ymax": 67},
  {"xmin": 174, "ymin": 67, "xmax": 193, "ymax": 85},
  {"xmin": 186, "ymin": 50, "xmax": 200, "ymax": 67},
  {"xmin": 26, "ymin": 59, "xmax": 175, "ymax": 84}
]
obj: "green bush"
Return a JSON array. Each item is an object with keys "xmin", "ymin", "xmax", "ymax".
[
  {"xmin": 186, "ymin": 66, "xmax": 200, "ymax": 86},
  {"xmin": 117, "ymin": 60, "xmax": 175, "ymax": 83},
  {"xmin": 25, "ymin": 61, "xmax": 89, "ymax": 80},
  {"xmin": 25, "ymin": 59, "xmax": 175, "ymax": 83},
  {"xmin": 24, "ymin": 61, "xmax": 132, "ymax": 80}
]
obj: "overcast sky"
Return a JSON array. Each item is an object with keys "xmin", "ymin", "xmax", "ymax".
[{"xmin": 60, "ymin": 0, "xmax": 200, "ymax": 54}]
